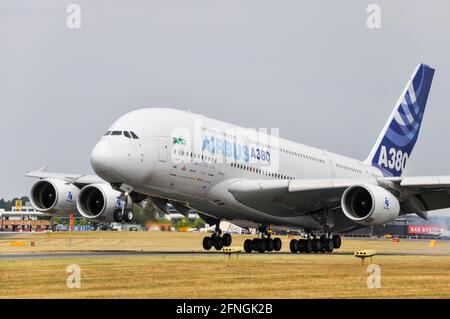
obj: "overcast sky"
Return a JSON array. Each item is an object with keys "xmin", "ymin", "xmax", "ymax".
[{"xmin": 1, "ymin": 0, "xmax": 450, "ymax": 199}]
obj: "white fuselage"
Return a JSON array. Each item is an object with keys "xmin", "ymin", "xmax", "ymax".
[{"xmin": 90, "ymin": 108, "xmax": 383, "ymax": 229}]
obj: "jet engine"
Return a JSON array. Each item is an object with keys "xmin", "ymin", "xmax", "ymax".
[
  {"xmin": 76, "ymin": 183, "xmax": 132, "ymax": 223},
  {"xmin": 30, "ymin": 178, "xmax": 80, "ymax": 215},
  {"xmin": 341, "ymin": 184, "xmax": 400, "ymax": 226}
]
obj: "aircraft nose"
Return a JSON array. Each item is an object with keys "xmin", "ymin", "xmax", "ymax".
[
  {"xmin": 90, "ymin": 140, "xmax": 131, "ymax": 183},
  {"xmin": 90, "ymin": 141, "xmax": 111, "ymax": 176}
]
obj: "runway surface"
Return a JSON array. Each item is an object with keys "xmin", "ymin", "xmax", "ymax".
[{"xmin": 2, "ymin": 250, "xmax": 450, "ymax": 260}]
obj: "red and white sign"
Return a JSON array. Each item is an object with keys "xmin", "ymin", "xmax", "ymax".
[{"xmin": 408, "ymin": 225, "xmax": 445, "ymax": 235}]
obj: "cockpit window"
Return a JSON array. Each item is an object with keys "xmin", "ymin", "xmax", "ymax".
[
  {"xmin": 111, "ymin": 131, "xmax": 122, "ymax": 136},
  {"xmin": 104, "ymin": 131, "xmax": 111, "ymax": 136},
  {"xmin": 130, "ymin": 131, "xmax": 139, "ymax": 139},
  {"xmin": 124, "ymin": 131, "xmax": 131, "ymax": 139}
]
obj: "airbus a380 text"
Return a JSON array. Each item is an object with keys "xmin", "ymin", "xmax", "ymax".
[{"xmin": 28, "ymin": 63, "xmax": 450, "ymax": 254}]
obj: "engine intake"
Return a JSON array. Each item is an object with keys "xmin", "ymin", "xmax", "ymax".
[
  {"xmin": 30, "ymin": 179, "xmax": 79, "ymax": 215},
  {"xmin": 341, "ymin": 184, "xmax": 400, "ymax": 226}
]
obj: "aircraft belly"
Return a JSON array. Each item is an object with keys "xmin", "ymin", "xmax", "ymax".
[{"xmin": 188, "ymin": 201, "xmax": 322, "ymax": 229}]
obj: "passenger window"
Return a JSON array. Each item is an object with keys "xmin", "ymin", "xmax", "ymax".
[
  {"xmin": 111, "ymin": 131, "xmax": 122, "ymax": 136},
  {"xmin": 130, "ymin": 131, "xmax": 139, "ymax": 139},
  {"xmin": 124, "ymin": 131, "xmax": 131, "ymax": 138}
]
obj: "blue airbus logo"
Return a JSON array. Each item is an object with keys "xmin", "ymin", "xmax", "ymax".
[
  {"xmin": 384, "ymin": 197, "xmax": 390, "ymax": 209},
  {"xmin": 115, "ymin": 197, "xmax": 122, "ymax": 209},
  {"xmin": 201, "ymin": 135, "xmax": 270, "ymax": 163}
]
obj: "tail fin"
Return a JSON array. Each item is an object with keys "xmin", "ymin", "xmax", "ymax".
[{"xmin": 365, "ymin": 63, "xmax": 435, "ymax": 177}]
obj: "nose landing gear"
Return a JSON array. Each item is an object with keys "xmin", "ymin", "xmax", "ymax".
[{"xmin": 112, "ymin": 191, "xmax": 134, "ymax": 223}]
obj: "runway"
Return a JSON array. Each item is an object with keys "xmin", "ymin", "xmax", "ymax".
[{"xmin": 2, "ymin": 250, "xmax": 450, "ymax": 260}]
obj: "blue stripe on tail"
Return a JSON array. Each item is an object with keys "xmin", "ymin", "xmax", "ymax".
[{"xmin": 369, "ymin": 64, "xmax": 434, "ymax": 177}]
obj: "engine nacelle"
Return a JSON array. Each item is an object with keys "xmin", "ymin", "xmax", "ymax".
[
  {"xmin": 341, "ymin": 184, "xmax": 400, "ymax": 226},
  {"xmin": 30, "ymin": 179, "xmax": 79, "ymax": 215},
  {"xmin": 76, "ymin": 183, "xmax": 132, "ymax": 223}
]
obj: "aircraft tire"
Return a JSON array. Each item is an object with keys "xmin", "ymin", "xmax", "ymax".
[
  {"xmin": 325, "ymin": 239, "xmax": 334, "ymax": 253},
  {"xmin": 265, "ymin": 238, "xmax": 274, "ymax": 252},
  {"xmin": 298, "ymin": 239, "xmax": 306, "ymax": 253},
  {"xmin": 244, "ymin": 239, "xmax": 253, "ymax": 253},
  {"xmin": 258, "ymin": 239, "xmax": 266, "ymax": 253},
  {"xmin": 332, "ymin": 235, "xmax": 342, "ymax": 249},
  {"xmin": 124, "ymin": 211, "xmax": 134, "ymax": 223},
  {"xmin": 223, "ymin": 233, "xmax": 232, "ymax": 247},
  {"xmin": 113, "ymin": 210, "xmax": 124, "ymax": 223},
  {"xmin": 289, "ymin": 239, "xmax": 298, "ymax": 253},
  {"xmin": 273, "ymin": 237, "xmax": 282, "ymax": 251},
  {"xmin": 214, "ymin": 237, "xmax": 224, "ymax": 250},
  {"xmin": 304, "ymin": 239, "xmax": 313, "ymax": 253},
  {"xmin": 202, "ymin": 237, "xmax": 213, "ymax": 250},
  {"xmin": 312, "ymin": 238, "xmax": 321, "ymax": 253}
]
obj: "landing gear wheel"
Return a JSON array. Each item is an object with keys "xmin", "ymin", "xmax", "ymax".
[
  {"xmin": 312, "ymin": 238, "xmax": 321, "ymax": 253},
  {"xmin": 332, "ymin": 235, "xmax": 342, "ymax": 249},
  {"xmin": 202, "ymin": 236, "xmax": 213, "ymax": 250},
  {"xmin": 289, "ymin": 239, "xmax": 298, "ymax": 253},
  {"xmin": 244, "ymin": 239, "xmax": 253, "ymax": 253},
  {"xmin": 304, "ymin": 239, "xmax": 313, "ymax": 253},
  {"xmin": 113, "ymin": 210, "xmax": 124, "ymax": 222},
  {"xmin": 214, "ymin": 237, "xmax": 224, "ymax": 250},
  {"xmin": 273, "ymin": 238, "xmax": 282, "ymax": 251},
  {"xmin": 124, "ymin": 211, "xmax": 134, "ymax": 223},
  {"xmin": 325, "ymin": 238, "xmax": 334, "ymax": 253},
  {"xmin": 252, "ymin": 239, "xmax": 266, "ymax": 253},
  {"xmin": 265, "ymin": 238, "xmax": 274, "ymax": 252},
  {"xmin": 222, "ymin": 233, "xmax": 232, "ymax": 247},
  {"xmin": 298, "ymin": 239, "xmax": 306, "ymax": 253},
  {"xmin": 258, "ymin": 239, "xmax": 266, "ymax": 253},
  {"xmin": 252, "ymin": 238, "xmax": 259, "ymax": 251}
]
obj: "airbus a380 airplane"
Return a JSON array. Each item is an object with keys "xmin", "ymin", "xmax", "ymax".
[{"xmin": 28, "ymin": 63, "xmax": 450, "ymax": 254}]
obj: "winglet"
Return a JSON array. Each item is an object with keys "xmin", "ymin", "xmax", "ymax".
[{"xmin": 37, "ymin": 164, "xmax": 49, "ymax": 172}]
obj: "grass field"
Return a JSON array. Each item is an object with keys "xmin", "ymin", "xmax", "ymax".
[{"xmin": 1, "ymin": 232, "xmax": 450, "ymax": 298}]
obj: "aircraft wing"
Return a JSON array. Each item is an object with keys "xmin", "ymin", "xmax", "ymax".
[
  {"xmin": 227, "ymin": 176, "xmax": 450, "ymax": 219},
  {"xmin": 26, "ymin": 166, "xmax": 104, "ymax": 186}
]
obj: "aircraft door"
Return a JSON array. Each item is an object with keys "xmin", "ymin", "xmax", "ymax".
[{"xmin": 157, "ymin": 137, "xmax": 169, "ymax": 162}]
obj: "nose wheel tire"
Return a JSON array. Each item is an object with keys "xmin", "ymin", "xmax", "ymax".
[
  {"xmin": 124, "ymin": 211, "xmax": 134, "ymax": 223},
  {"xmin": 113, "ymin": 210, "xmax": 124, "ymax": 222}
]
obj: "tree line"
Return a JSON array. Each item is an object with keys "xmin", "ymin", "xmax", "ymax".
[{"xmin": 0, "ymin": 197, "xmax": 30, "ymax": 211}]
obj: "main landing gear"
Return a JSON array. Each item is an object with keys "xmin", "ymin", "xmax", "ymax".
[
  {"xmin": 243, "ymin": 226, "xmax": 282, "ymax": 253},
  {"xmin": 202, "ymin": 225, "xmax": 232, "ymax": 251},
  {"xmin": 289, "ymin": 233, "xmax": 341, "ymax": 254}
]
